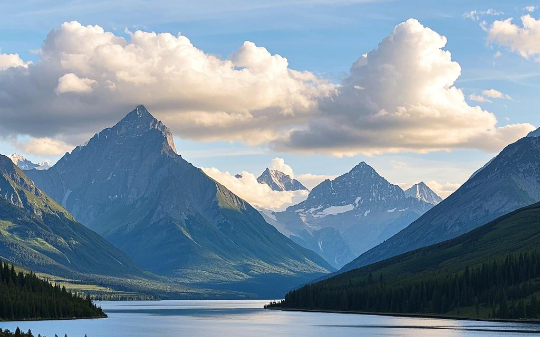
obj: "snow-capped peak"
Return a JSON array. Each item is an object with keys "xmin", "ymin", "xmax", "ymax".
[
  {"xmin": 404, "ymin": 182, "xmax": 442, "ymax": 205},
  {"xmin": 8, "ymin": 154, "xmax": 51, "ymax": 171},
  {"xmin": 257, "ymin": 168, "xmax": 308, "ymax": 191}
]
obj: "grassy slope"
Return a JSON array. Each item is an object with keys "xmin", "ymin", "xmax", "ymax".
[{"xmin": 274, "ymin": 201, "xmax": 540, "ymax": 319}]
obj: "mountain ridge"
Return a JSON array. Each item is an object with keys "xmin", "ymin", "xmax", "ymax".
[
  {"xmin": 270, "ymin": 162, "xmax": 433, "ymax": 269},
  {"xmin": 27, "ymin": 105, "xmax": 333, "ymax": 298},
  {"xmin": 0, "ymin": 154, "xmax": 143, "ymax": 278},
  {"xmin": 343, "ymin": 134, "xmax": 540, "ymax": 272},
  {"xmin": 270, "ymin": 200, "xmax": 540, "ymax": 320},
  {"xmin": 8, "ymin": 153, "xmax": 50, "ymax": 171}
]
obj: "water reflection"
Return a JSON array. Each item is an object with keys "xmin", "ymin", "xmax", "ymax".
[{"xmin": 0, "ymin": 300, "xmax": 538, "ymax": 337}]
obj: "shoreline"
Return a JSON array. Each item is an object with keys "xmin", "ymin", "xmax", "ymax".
[
  {"xmin": 0, "ymin": 314, "xmax": 107, "ymax": 323},
  {"xmin": 266, "ymin": 307, "xmax": 540, "ymax": 324}
]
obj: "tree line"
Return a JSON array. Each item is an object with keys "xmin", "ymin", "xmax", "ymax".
[
  {"xmin": 268, "ymin": 250, "xmax": 540, "ymax": 320},
  {"xmin": 0, "ymin": 327, "xmax": 88, "ymax": 337},
  {"xmin": 0, "ymin": 260, "xmax": 106, "ymax": 321}
]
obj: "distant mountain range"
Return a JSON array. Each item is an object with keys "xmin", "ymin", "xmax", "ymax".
[
  {"xmin": 9, "ymin": 154, "xmax": 50, "ymax": 170},
  {"xmin": 267, "ymin": 162, "xmax": 436, "ymax": 268},
  {"xmin": 343, "ymin": 128, "xmax": 540, "ymax": 272},
  {"xmin": 27, "ymin": 106, "xmax": 332, "ymax": 298},
  {"xmin": 257, "ymin": 168, "xmax": 308, "ymax": 191},
  {"xmin": 0, "ymin": 154, "xmax": 142, "ymax": 278}
]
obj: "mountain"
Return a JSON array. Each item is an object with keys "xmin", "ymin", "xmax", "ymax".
[
  {"xmin": 257, "ymin": 168, "xmax": 307, "ymax": 191},
  {"xmin": 27, "ymin": 105, "xmax": 332, "ymax": 298},
  {"xmin": 272, "ymin": 162, "xmax": 433, "ymax": 269},
  {"xmin": 8, "ymin": 154, "xmax": 50, "ymax": 171},
  {"xmin": 404, "ymin": 182, "xmax": 442, "ymax": 205},
  {"xmin": 344, "ymin": 131, "xmax": 540, "ymax": 272},
  {"xmin": 0, "ymin": 154, "xmax": 141, "ymax": 278},
  {"xmin": 269, "ymin": 201, "xmax": 540, "ymax": 320},
  {"xmin": 527, "ymin": 127, "xmax": 540, "ymax": 138}
]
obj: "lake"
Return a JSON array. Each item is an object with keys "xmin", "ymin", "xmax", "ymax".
[{"xmin": 1, "ymin": 300, "xmax": 540, "ymax": 336}]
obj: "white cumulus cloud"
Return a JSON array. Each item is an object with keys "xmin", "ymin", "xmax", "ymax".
[
  {"xmin": 482, "ymin": 89, "xmax": 511, "ymax": 100},
  {"xmin": 12, "ymin": 137, "xmax": 73, "ymax": 156},
  {"xmin": 488, "ymin": 15, "xmax": 540, "ymax": 59},
  {"xmin": 202, "ymin": 167, "xmax": 308, "ymax": 211},
  {"xmin": 270, "ymin": 157, "xmax": 295, "ymax": 178},
  {"xmin": 469, "ymin": 93, "xmax": 491, "ymax": 103},
  {"xmin": 468, "ymin": 89, "xmax": 511, "ymax": 103},
  {"xmin": 273, "ymin": 19, "xmax": 534, "ymax": 156},
  {"xmin": 0, "ymin": 21, "xmax": 333, "ymax": 145},
  {"xmin": 0, "ymin": 19, "xmax": 533, "ymax": 158},
  {"xmin": 0, "ymin": 53, "xmax": 31, "ymax": 70},
  {"xmin": 55, "ymin": 73, "xmax": 97, "ymax": 94}
]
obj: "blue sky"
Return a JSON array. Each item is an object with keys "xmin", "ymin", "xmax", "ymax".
[{"xmin": 0, "ymin": 0, "xmax": 539, "ymax": 199}]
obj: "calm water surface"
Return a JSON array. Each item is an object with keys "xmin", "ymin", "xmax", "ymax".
[{"xmin": 2, "ymin": 300, "xmax": 540, "ymax": 336}]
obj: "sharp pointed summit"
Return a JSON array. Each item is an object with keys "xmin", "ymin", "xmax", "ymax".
[
  {"xmin": 26, "ymin": 106, "xmax": 332, "ymax": 298},
  {"xmin": 271, "ymin": 161, "xmax": 433, "ymax": 268},
  {"xmin": 404, "ymin": 182, "xmax": 442, "ymax": 205},
  {"xmin": 111, "ymin": 105, "xmax": 177, "ymax": 153},
  {"xmin": 257, "ymin": 168, "xmax": 307, "ymax": 191}
]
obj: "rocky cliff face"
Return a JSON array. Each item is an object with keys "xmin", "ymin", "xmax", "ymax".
[
  {"xmin": 344, "ymin": 132, "xmax": 540, "ymax": 272},
  {"xmin": 27, "ymin": 106, "xmax": 332, "ymax": 297}
]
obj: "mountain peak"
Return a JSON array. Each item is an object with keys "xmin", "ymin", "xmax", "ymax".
[
  {"xmin": 350, "ymin": 161, "xmax": 374, "ymax": 173},
  {"xmin": 122, "ymin": 105, "xmax": 153, "ymax": 122},
  {"xmin": 404, "ymin": 182, "xmax": 442, "ymax": 205},
  {"xmin": 109, "ymin": 105, "xmax": 177, "ymax": 154},
  {"xmin": 257, "ymin": 168, "xmax": 307, "ymax": 191},
  {"xmin": 8, "ymin": 153, "xmax": 51, "ymax": 171}
]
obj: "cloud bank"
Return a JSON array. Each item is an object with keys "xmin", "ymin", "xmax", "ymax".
[
  {"xmin": 0, "ymin": 19, "xmax": 533, "ymax": 157},
  {"xmin": 202, "ymin": 157, "xmax": 337, "ymax": 210},
  {"xmin": 0, "ymin": 21, "xmax": 333, "ymax": 148},
  {"xmin": 203, "ymin": 157, "xmax": 310, "ymax": 210},
  {"xmin": 274, "ymin": 19, "xmax": 534, "ymax": 156}
]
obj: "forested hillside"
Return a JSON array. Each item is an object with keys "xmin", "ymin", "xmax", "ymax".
[
  {"xmin": 268, "ymin": 202, "xmax": 540, "ymax": 320},
  {"xmin": 0, "ymin": 261, "xmax": 105, "ymax": 321}
]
